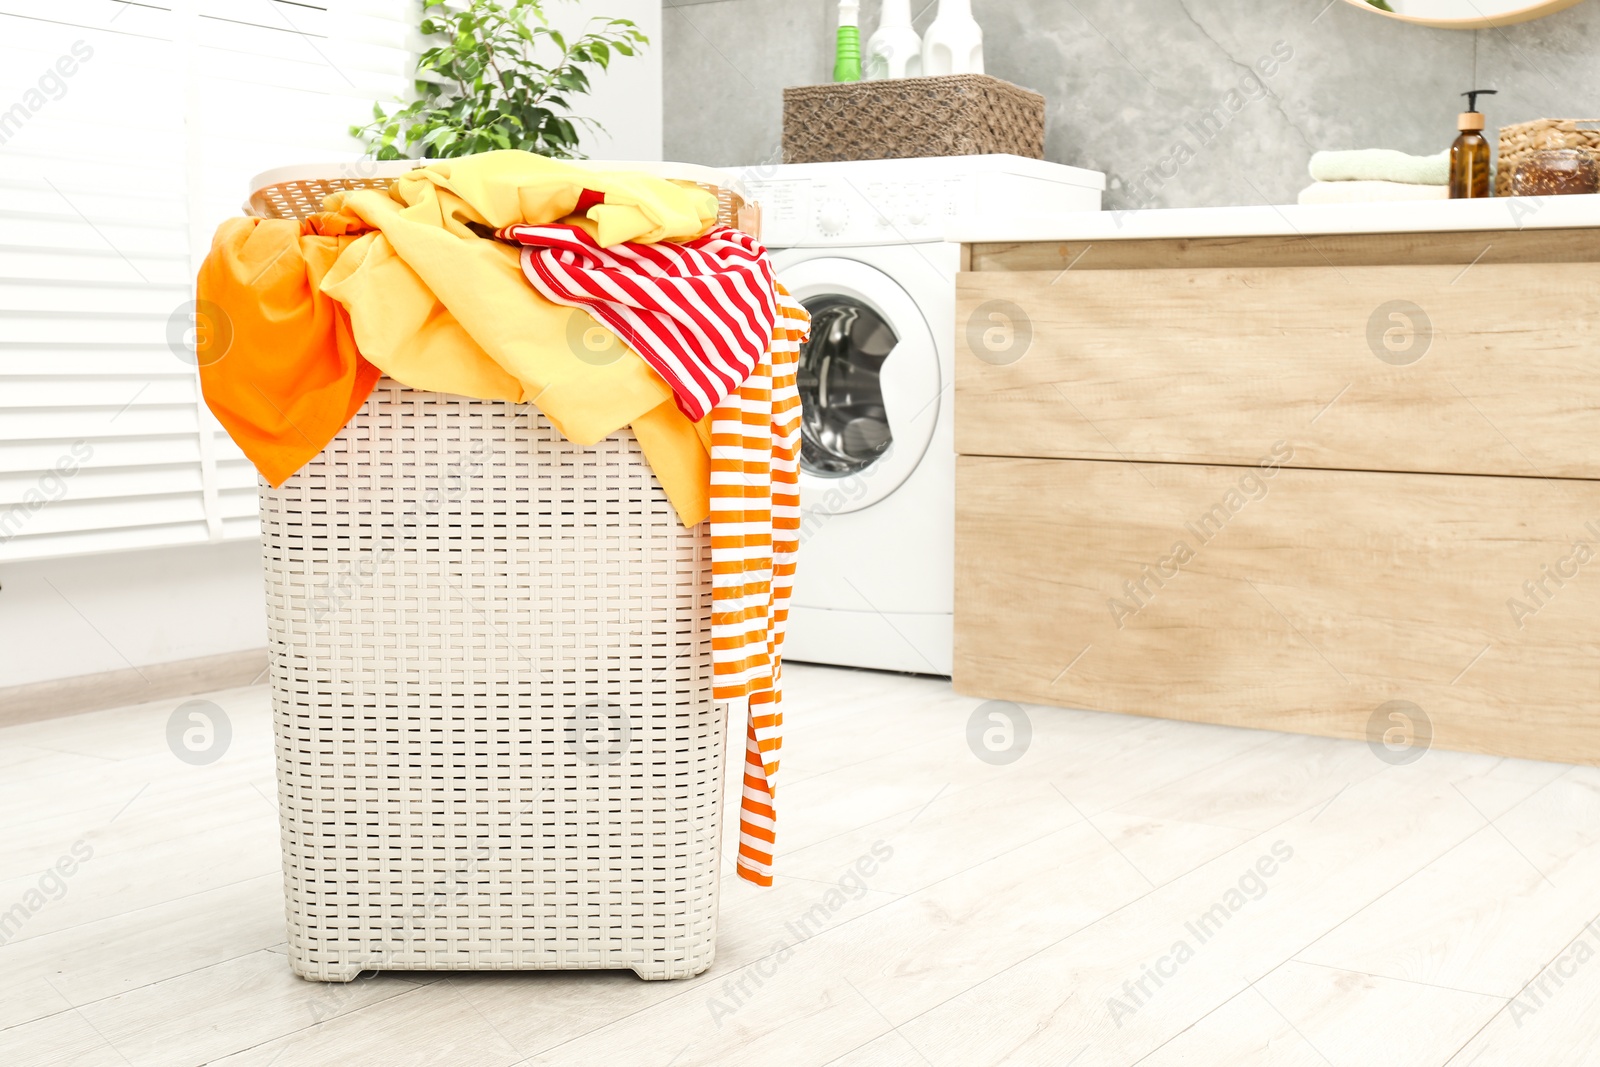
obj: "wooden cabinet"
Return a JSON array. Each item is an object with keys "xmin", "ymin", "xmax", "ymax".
[{"xmin": 954, "ymin": 227, "xmax": 1600, "ymax": 764}]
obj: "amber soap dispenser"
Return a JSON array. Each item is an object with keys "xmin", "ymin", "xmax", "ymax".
[{"xmin": 1450, "ymin": 89, "xmax": 1497, "ymax": 198}]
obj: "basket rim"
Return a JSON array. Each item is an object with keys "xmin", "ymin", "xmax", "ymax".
[
  {"xmin": 1500, "ymin": 117, "xmax": 1600, "ymax": 130},
  {"xmin": 247, "ymin": 158, "xmax": 748, "ymax": 207},
  {"xmin": 243, "ymin": 158, "xmax": 759, "ymax": 233},
  {"xmin": 783, "ymin": 72, "xmax": 1044, "ymax": 98}
]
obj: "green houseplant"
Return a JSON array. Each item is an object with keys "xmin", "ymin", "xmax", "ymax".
[{"xmin": 353, "ymin": 0, "xmax": 648, "ymax": 160}]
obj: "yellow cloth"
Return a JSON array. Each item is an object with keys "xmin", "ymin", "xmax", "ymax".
[{"xmin": 315, "ymin": 151, "xmax": 719, "ymax": 523}]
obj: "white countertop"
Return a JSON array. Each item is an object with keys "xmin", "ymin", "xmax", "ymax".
[{"xmin": 948, "ymin": 193, "xmax": 1600, "ymax": 243}]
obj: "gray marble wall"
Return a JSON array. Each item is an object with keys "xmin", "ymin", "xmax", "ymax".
[{"xmin": 661, "ymin": 0, "xmax": 1600, "ymax": 208}]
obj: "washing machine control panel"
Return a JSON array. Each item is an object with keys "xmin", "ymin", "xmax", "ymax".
[
  {"xmin": 738, "ymin": 175, "xmax": 964, "ymax": 247},
  {"xmin": 727, "ymin": 161, "xmax": 1104, "ymax": 248}
]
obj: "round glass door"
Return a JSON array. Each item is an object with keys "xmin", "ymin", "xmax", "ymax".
[
  {"xmin": 799, "ymin": 297, "xmax": 897, "ymax": 477},
  {"xmin": 775, "ymin": 257, "xmax": 940, "ymax": 515}
]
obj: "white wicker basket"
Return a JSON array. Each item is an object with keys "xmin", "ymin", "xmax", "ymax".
[{"xmin": 260, "ymin": 380, "xmax": 725, "ymax": 983}]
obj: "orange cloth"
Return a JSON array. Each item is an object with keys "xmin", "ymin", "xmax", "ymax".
[
  {"xmin": 196, "ymin": 217, "xmax": 380, "ymax": 487},
  {"xmin": 198, "ymin": 151, "xmax": 720, "ymax": 523}
]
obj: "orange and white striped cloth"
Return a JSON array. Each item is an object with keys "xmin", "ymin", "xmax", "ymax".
[
  {"xmin": 712, "ymin": 283, "xmax": 806, "ymax": 887},
  {"xmin": 496, "ymin": 215, "xmax": 805, "ymax": 886}
]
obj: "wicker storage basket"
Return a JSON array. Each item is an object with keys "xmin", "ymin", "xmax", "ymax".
[
  {"xmin": 782, "ymin": 74, "xmax": 1045, "ymax": 163},
  {"xmin": 250, "ymin": 161, "xmax": 744, "ymax": 983},
  {"xmin": 262, "ymin": 384, "xmax": 723, "ymax": 983},
  {"xmin": 1496, "ymin": 118, "xmax": 1600, "ymax": 196}
]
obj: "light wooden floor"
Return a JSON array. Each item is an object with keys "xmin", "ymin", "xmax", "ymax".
[{"xmin": 3, "ymin": 664, "xmax": 1598, "ymax": 1067}]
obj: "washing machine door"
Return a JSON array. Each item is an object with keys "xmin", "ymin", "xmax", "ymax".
[{"xmin": 777, "ymin": 257, "xmax": 939, "ymax": 513}]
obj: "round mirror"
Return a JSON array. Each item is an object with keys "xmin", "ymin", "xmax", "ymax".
[{"xmin": 1344, "ymin": 0, "xmax": 1585, "ymax": 27}]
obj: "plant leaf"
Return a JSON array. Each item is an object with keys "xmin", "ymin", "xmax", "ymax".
[{"xmin": 351, "ymin": 0, "xmax": 648, "ymax": 161}]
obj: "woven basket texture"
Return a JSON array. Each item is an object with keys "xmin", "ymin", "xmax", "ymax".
[
  {"xmin": 1496, "ymin": 118, "xmax": 1600, "ymax": 196},
  {"xmin": 250, "ymin": 174, "xmax": 392, "ymax": 219},
  {"xmin": 260, "ymin": 381, "xmax": 724, "ymax": 982},
  {"xmin": 248, "ymin": 172, "xmax": 756, "ymax": 235},
  {"xmin": 782, "ymin": 74, "xmax": 1045, "ymax": 163}
]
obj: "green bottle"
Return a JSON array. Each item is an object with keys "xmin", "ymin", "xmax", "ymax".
[{"xmin": 834, "ymin": 0, "xmax": 861, "ymax": 82}]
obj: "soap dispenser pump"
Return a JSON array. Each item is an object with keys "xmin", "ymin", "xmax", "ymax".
[{"xmin": 1449, "ymin": 89, "xmax": 1497, "ymax": 199}]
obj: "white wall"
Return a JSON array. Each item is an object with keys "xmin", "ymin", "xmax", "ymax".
[
  {"xmin": 556, "ymin": 0, "xmax": 664, "ymax": 162},
  {"xmin": 0, "ymin": 541, "xmax": 267, "ymax": 689}
]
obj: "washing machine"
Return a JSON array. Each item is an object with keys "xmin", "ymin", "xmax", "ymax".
[{"xmin": 731, "ymin": 155, "xmax": 1105, "ymax": 675}]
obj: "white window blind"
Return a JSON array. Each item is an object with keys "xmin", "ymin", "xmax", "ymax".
[{"xmin": 0, "ymin": 0, "xmax": 419, "ymax": 562}]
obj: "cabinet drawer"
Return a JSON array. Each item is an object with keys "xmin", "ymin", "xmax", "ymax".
[
  {"xmin": 955, "ymin": 262, "xmax": 1600, "ymax": 479},
  {"xmin": 954, "ymin": 455, "xmax": 1600, "ymax": 764}
]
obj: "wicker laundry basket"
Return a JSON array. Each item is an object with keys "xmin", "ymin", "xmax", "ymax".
[{"xmin": 250, "ymin": 160, "xmax": 749, "ymax": 983}]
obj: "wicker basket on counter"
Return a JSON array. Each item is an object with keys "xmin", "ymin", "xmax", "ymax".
[
  {"xmin": 782, "ymin": 73, "xmax": 1045, "ymax": 164},
  {"xmin": 1496, "ymin": 118, "xmax": 1600, "ymax": 196}
]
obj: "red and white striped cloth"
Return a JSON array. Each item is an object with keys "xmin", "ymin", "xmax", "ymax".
[
  {"xmin": 710, "ymin": 284, "xmax": 805, "ymax": 886},
  {"xmin": 496, "ymin": 222, "xmax": 778, "ymax": 422}
]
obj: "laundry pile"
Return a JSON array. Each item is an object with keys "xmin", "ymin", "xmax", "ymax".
[
  {"xmin": 1297, "ymin": 148, "xmax": 1450, "ymax": 204},
  {"xmin": 196, "ymin": 150, "xmax": 803, "ymax": 887}
]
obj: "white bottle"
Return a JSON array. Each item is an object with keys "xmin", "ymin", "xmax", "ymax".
[
  {"xmin": 865, "ymin": 0, "xmax": 922, "ymax": 80},
  {"xmin": 922, "ymin": 0, "xmax": 983, "ymax": 76}
]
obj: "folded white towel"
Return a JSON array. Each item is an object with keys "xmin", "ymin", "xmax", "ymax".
[
  {"xmin": 1309, "ymin": 148, "xmax": 1450, "ymax": 186},
  {"xmin": 1297, "ymin": 180, "xmax": 1450, "ymax": 205}
]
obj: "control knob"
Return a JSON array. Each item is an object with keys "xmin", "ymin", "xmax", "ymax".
[{"xmin": 816, "ymin": 199, "xmax": 850, "ymax": 236}]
